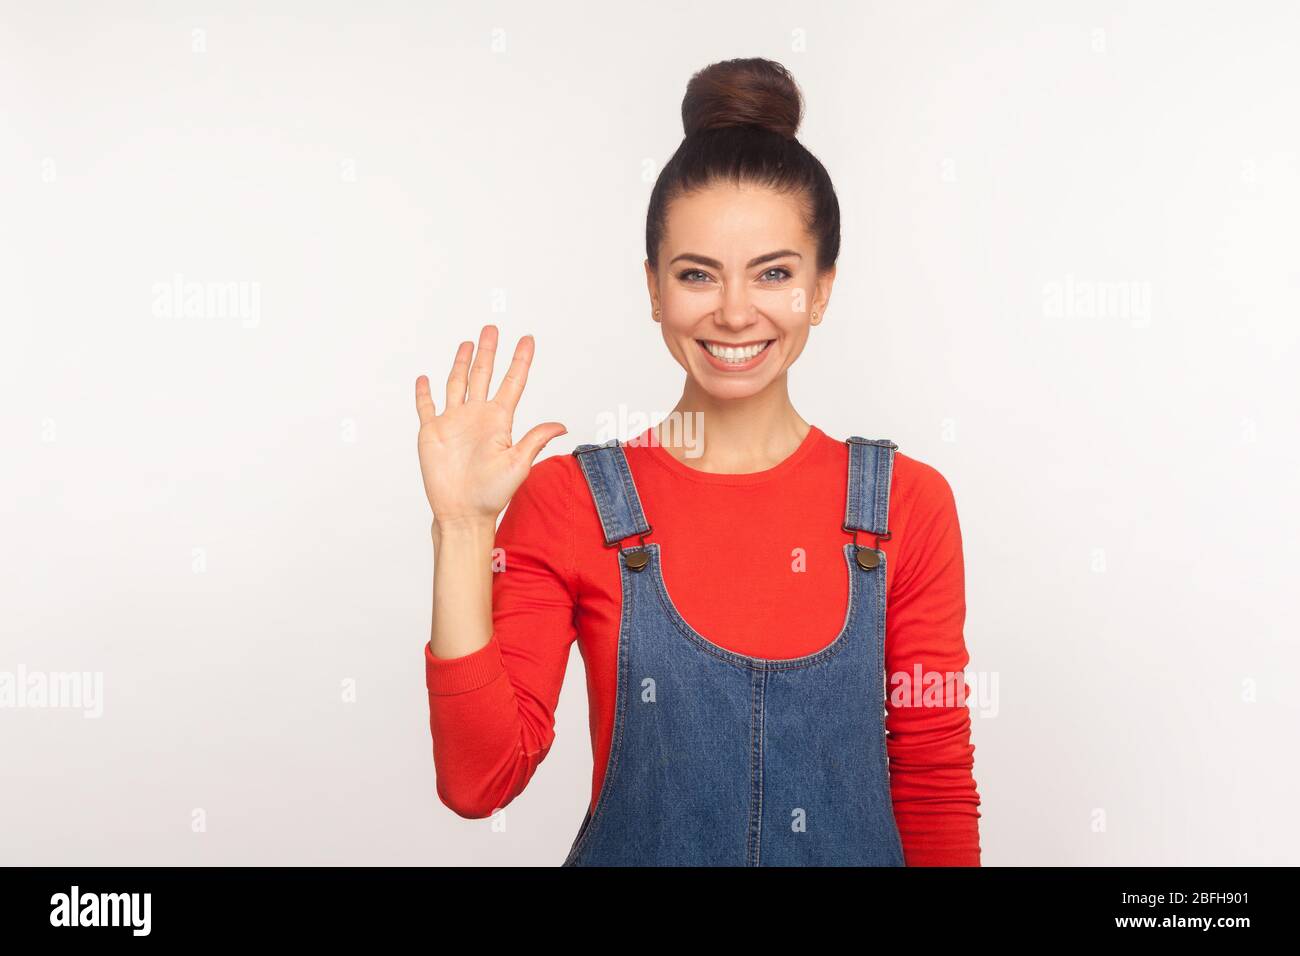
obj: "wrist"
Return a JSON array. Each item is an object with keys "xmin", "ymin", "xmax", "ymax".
[{"xmin": 431, "ymin": 514, "xmax": 497, "ymax": 538}]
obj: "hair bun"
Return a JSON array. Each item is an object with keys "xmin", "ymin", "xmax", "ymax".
[{"xmin": 681, "ymin": 57, "xmax": 804, "ymax": 140}]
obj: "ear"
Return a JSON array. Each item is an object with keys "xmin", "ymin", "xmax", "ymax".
[
  {"xmin": 644, "ymin": 259, "xmax": 661, "ymax": 322},
  {"xmin": 811, "ymin": 264, "xmax": 836, "ymax": 324}
]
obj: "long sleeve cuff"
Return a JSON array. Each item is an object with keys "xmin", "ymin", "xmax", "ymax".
[{"xmin": 425, "ymin": 635, "xmax": 507, "ymax": 696}]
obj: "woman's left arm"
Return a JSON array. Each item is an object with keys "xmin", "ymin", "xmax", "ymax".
[{"xmin": 885, "ymin": 458, "xmax": 982, "ymax": 866}]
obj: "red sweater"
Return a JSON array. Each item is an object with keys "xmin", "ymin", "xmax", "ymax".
[{"xmin": 424, "ymin": 424, "xmax": 982, "ymax": 866}]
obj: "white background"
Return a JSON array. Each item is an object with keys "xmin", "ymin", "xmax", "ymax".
[{"xmin": 2, "ymin": 0, "xmax": 1297, "ymax": 865}]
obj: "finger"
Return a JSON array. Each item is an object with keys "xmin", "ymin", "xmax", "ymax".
[
  {"xmin": 415, "ymin": 375, "xmax": 436, "ymax": 425},
  {"xmin": 445, "ymin": 340, "xmax": 472, "ymax": 409},
  {"xmin": 512, "ymin": 422, "xmax": 569, "ymax": 468},
  {"xmin": 491, "ymin": 334, "xmax": 534, "ymax": 414},
  {"xmin": 466, "ymin": 324, "xmax": 499, "ymax": 402}
]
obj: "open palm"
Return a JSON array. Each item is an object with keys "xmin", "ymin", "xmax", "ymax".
[{"xmin": 415, "ymin": 325, "xmax": 567, "ymax": 525}]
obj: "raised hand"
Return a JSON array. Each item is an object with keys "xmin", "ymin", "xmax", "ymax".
[{"xmin": 415, "ymin": 325, "xmax": 567, "ymax": 527}]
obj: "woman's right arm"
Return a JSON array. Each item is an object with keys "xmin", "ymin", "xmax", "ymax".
[
  {"xmin": 428, "ymin": 517, "xmax": 496, "ymax": 659},
  {"xmin": 414, "ymin": 325, "xmax": 570, "ymax": 816}
]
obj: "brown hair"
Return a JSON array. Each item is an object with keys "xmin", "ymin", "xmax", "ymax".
[{"xmin": 645, "ymin": 57, "xmax": 841, "ymax": 274}]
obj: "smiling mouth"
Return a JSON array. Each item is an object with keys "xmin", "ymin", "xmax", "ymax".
[{"xmin": 696, "ymin": 339, "xmax": 774, "ymax": 364}]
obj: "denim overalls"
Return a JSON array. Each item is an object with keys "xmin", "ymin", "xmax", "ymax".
[{"xmin": 562, "ymin": 435, "xmax": 906, "ymax": 867}]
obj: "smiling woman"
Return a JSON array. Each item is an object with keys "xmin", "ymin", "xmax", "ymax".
[{"xmin": 416, "ymin": 57, "xmax": 981, "ymax": 867}]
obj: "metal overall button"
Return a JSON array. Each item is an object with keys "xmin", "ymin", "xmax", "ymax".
[
  {"xmin": 618, "ymin": 530, "xmax": 653, "ymax": 571},
  {"xmin": 854, "ymin": 547, "xmax": 882, "ymax": 571},
  {"xmin": 847, "ymin": 527, "xmax": 890, "ymax": 572}
]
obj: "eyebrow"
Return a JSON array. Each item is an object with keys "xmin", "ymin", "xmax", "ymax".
[{"xmin": 668, "ymin": 249, "xmax": 803, "ymax": 269}]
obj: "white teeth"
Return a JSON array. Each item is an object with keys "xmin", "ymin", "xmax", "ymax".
[{"xmin": 702, "ymin": 340, "xmax": 770, "ymax": 363}]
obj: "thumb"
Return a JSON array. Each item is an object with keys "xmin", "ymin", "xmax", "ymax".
[{"xmin": 514, "ymin": 422, "xmax": 569, "ymax": 467}]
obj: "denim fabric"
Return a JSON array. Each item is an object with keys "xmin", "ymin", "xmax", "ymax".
[{"xmin": 563, "ymin": 435, "xmax": 906, "ymax": 867}]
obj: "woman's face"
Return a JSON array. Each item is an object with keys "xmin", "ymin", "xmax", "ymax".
[{"xmin": 646, "ymin": 180, "xmax": 835, "ymax": 401}]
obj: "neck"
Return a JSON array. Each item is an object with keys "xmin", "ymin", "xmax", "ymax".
[{"xmin": 652, "ymin": 372, "xmax": 811, "ymax": 474}]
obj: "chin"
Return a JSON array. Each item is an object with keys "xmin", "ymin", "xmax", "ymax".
[{"xmin": 693, "ymin": 373, "xmax": 774, "ymax": 401}]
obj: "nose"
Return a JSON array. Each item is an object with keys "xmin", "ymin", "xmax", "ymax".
[{"xmin": 715, "ymin": 281, "xmax": 758, "ymax": 332}]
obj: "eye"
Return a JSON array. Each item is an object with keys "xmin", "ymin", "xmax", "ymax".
[
  {"xmin": 760, "ymin": 266, "xmax": 793, "ymax": 282},
  {"xmin": 678, "ymin": 269, "xmax": 713, "ymax": 283}
]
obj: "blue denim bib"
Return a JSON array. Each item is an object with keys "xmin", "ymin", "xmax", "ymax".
[{"xmin": 563, "ymin": 435, "xmax": 905, "ymax": 867}]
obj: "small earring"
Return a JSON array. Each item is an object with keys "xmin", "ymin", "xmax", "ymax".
[
  {"xmin": 653, "ymin": 308, "xmax": 661, "ymax": 318},
  {"xmin": 811, "ymin": 311, "xmax": 819, "ymax": 323}
]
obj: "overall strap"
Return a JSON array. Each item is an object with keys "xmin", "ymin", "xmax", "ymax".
[
  {"xmin": 843, "ymin": 437, "xmax": 898, "ymax": 536},
  {"xmin": 572, "ymin": 439, "xmax": 652, "ymax": 546}
]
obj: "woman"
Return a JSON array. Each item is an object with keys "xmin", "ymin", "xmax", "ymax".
[{"xmin": 415, "ymin": 57, "xmax": 981, "ymax": 866}]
